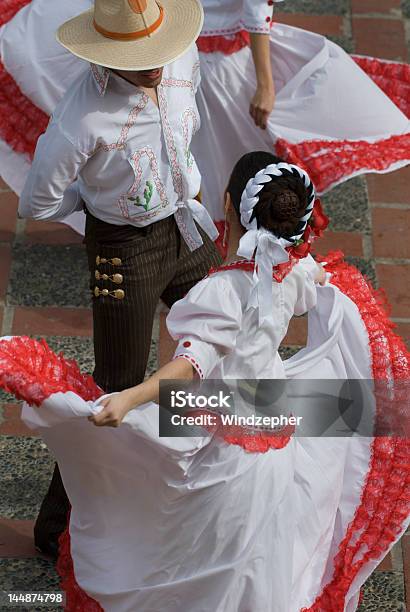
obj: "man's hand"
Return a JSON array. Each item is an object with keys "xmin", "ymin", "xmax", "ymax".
[
  {"xmin": 249, "ymin": 85, "xmax": 275, "ymax": 130},
  {"xmin": 89, "ymin": 389, "xmax": 137, "ymax": 427}
]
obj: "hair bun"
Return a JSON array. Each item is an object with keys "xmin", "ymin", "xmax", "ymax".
[{"xmin": 274, "ymin": 190, "xmax": 300, "ymax": 220}]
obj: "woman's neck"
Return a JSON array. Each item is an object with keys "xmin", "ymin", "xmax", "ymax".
[{"xmin": 225, "ymin": 215, "xmax": 246, "ymax": 263}]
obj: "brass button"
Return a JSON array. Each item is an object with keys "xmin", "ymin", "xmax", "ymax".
[
  {"xmin": 95, "ymin": 270, "xmax": 100, "ymax": 280},
  {"xmin": 94, "ymin": 286, "xmax": 100, "ymax": 297},
  {"xmin": 102, "ymin": 273, "xmax": 108, "ymax": 280},
  {"xmin": 101, "ymin": 288, "xmax": 109, "ymax": 296},
  {"xmin": 112, "ymin": 273, "xmax": 123, "ymax": 284},
  {"xmin": 114, "ymin": 289, "xmax": 125, "ymax": 299},
  {"xmin": 111, "ymin": 257, "xmax": 122, "ymax": 266},
  {"xmin": 96, "ymin": 256, "xmax": 108, "ymax": 265}
]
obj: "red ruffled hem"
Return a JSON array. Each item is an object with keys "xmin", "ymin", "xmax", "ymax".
[
  {"xmin": 197, "ymin": 30, "xmax": 250, "ymax": 55},
  {"xmin": 302, "ymin": 251, "xmax": 410, "ymax": 611},
  {"xmin": 0, "ymin": 0, "xmax": 31, "ymax": 27},
  {"xmin": 353, "ymin": 56, "xmax": 410, "ymax": 119},
  {"xmin": 57, "ymin": 520, "xmax": 103, "ymax": 612},
  {"xmin": 276, "ymin": 133, "xmax": 410, "ymax": 195},
  {"xmin": 187, "ymin": 408, "xmax": 293, "ymax": 453},
  {"xmin": 0, "ymin": 336, "xmax": 103, "ymax": 406}
]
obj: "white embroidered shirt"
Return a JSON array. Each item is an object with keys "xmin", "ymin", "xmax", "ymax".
[
  {"xmin": 19, "ymin": 45, "xmax": 216, "ymax": 250},
  {"xmin": 201, "ymin": 0, "xmax": 283, "ymax": 37}
]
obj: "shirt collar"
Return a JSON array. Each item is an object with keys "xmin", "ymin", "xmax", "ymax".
[{"xmin": 90, "ymin": 63, "xmax": 110, "ymax": 96}]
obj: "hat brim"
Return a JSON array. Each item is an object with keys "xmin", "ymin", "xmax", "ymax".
[{"xmin": 56, "ymin": 0, "xmax": 203, "ymax": 71}]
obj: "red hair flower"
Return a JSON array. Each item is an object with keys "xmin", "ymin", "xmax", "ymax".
[{"xmin": 310, "ymin": 199, "xmax": 329, "ymax": 237}]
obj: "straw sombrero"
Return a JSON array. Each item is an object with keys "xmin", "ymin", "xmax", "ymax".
[{"xmin": 56, "ymin": 0, "xmax": 203, "ymax": 71}]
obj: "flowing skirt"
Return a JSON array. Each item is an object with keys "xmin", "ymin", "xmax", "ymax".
[
  {"xmin": 0, "ymin": 0, "xmax": 409, "ymax": 233},
  {"xmin": 193, "ymin": 24, "xmax": 410, "ymax": 223},
  {"xmin": 0, "ymin": 256, "xmax": 408, "ymax": 611}
]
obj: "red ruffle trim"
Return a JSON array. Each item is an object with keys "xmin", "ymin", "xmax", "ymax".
[
  {"xmin": 0, "ymin": 336, "xmax": 103, "ymax": 406},
  {"xmin": 302, "ymin": 251, "xmax": 410, "ymax": 612},
  {"xmin": 187, "ymin": 409, "xmax": 293, "ymax": 453},
  {"xmin": 57, "ymin": 518, "xmax": 104, "ymax": 612},
  {"xmin": 208, "ymin": 257, "xmax": 297, "ymax": 284},
  {"xmin": 0, "ymin": 0, "xmax": 31, "ymax": 26},
  {"xmin": 197, "ymin": 30, "xmax": 250, "ymax": 55},
  {"xmin": 276, "ymin": 133, "xmax": 410, "ymax": 195},
  {"xmin": 0, "ymin": 60, "xmax": 48, "ymax": 158},
  {"xmin": 353, "ymin": 56, "xmax": 410, "ymax": 119}
]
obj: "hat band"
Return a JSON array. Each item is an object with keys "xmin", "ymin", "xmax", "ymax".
[{"xmin": 93, "ymin": 5, "xmax": 164, "ymax": 41}]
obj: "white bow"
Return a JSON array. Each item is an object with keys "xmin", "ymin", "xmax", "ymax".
[
  {"xmin": 174, "ymin": 199, "xmax": 218, "ymax": 252},
  {"xmin": 238, "ymin": 228, "xmax": 292, "ymax": 327}
]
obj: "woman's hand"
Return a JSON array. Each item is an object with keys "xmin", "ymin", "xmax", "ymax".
[
  {"xmin": 88, "ymin": 357, "xmax": 195, "ymax": 428},
  {"xmin": 89, "ymin": 389, "xmax": 137, "ymax": 427},
  {"xmin": 249, "ymin": 33, "xmax": 275, "ymax": 130},
  {"xmin": 315, "ymin": 264, "xmax": 327, "ymax": 286},
  {"xmin": 250, "ymin": 84, "xmax": 275, "ymax": 130}
]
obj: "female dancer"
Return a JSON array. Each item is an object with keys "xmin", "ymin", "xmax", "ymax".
[
  {"xmin": 0, "ymin": 152, "xmax": 408, "ymax": 611},
  {"xmin": 0, "ymin": 0, "xmax": 409, "ymax": 240}
]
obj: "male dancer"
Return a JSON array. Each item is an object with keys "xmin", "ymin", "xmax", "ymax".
[{"xmin": 18, "ymin": 0, "xmax": 222, "ymax": 557}]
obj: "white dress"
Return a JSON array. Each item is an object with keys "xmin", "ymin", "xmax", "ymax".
[
  {"xmin": 0, "ymin": 253, "xmax": 408, "ymax": 611},
  {"xmin": 0, "ymin": 0, "xmax": 409, "ymax": 234},
  {"xmin": 194, "ymin": 0, "xmax": 410, "ymax": 225}
]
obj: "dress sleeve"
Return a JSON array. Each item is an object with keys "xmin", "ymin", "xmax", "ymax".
[
  {"xmin": 242, "ymin": 0, "xmax": 284, "ymax": 34},
  {"xmin": 166, "ymin": 276, "xmax": 243, "ymax": 379},
  {"xmin": 18, "ymin": 120, "xmax": 89, "ymax": 221}
]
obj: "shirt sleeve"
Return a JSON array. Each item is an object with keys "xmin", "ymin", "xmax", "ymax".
[
  {"xmin": 242, "ymin": 0, "xmax": 283, "ymax": 34},
  {"xmin": 166, "ymin": 276, "xmax": 243, "ymax": 379},
  {"xmin": 18, "ymin": 120, "xmax": 89, "ymax": 221}
]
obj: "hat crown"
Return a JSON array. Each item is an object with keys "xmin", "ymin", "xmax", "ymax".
[{"xmin": 94, "ymin": 0, "xmax": 162, "ymax": 37}]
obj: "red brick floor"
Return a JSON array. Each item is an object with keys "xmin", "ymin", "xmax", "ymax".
[{"xmin": 0, "ymin": 0, "xmax": 409, "ymax": 604}]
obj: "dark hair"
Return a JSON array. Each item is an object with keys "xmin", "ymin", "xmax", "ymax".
[{"xmin": 226, "ymin": 152, "xmax": 308, "ymax": 240}]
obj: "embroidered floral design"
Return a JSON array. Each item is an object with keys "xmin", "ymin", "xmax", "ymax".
[
  {"xmin": 161, "ymin": 77, "xmax": 195, "ymax": 93},
  {"xmin": 128, "ymin": 180, "xmax": 155, "ymax": 211},
  {"xmin": 90, "ymin": 64, "xmax": 110, "ymax": 96},
  {"xmin": 91, "ymin": 93, "xmax": 150, "ymax": 154},
  {"xmin": 181, "ymin": 108, "xmax": 199, "ymax": 171},
  {"xmin": 157, "ymin": 85, "xmax": 184, "ymax": 199},
  {"xmin": 192, "ymin": 61, "xmax": 201, "ymax": 91},
  {"xmin": 117, "ymin": 146, "xmax": 168, "ymax": 219}
]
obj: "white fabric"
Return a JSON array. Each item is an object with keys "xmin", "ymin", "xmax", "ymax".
[
  {"xmin": 16, "ymin": 44, "xmax": 216, "ymax": 249},
  {"xmin": 1, "ymin": 2, "xmax": 409, "ymax": 227},
  {"xmin": 201, "ymin": 0, "xmax": 282, "ymax": 36},
  {"xmin": 193, "ymin": 24, "xmax": 410, "ymax": 218},
  {"xmin": 5, "ymin": 271, "xmax": 403, "ymax": 611},
  {"xmin": 168, "ymin": 260, "xmax": 317, "ymax": 380}
]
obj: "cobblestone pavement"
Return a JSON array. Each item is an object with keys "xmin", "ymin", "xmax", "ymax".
[{"xmin": 0, "ymin": 0, "xmax": 409, "ymax": 610}]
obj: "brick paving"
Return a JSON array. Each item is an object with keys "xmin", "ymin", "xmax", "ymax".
[{"xmin": 0, "ymin": 0, "xmax": 409, "ymax": 609}]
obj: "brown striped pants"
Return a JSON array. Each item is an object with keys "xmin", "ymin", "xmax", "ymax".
[{"xmin": 84, "ymin": 210, "xmax": 222, "ymax": 392}]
